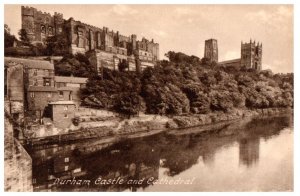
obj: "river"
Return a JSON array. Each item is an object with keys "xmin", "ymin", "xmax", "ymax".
[{"xmin": 28, "ymin": 115, "xmax": 293, "ymax": 192}]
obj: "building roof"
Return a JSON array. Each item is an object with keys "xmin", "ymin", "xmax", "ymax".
[
  {"xmin": 28, "ymin": 86, "xmax": 57, "ymax": 92},
  {"xmin": 4, "ymin": 57, "xmax": 54, "ymax": 70},
  {"xmin": 49, "ymin": 101, "xmax": 76, "ymax": 105},
  {"xmin": 54, "ymin": 76, "xmax": 88, "ymax": 84},
  {"xmin": 218, "ymin": 58, "xmax": 241, "ymax": 65}
]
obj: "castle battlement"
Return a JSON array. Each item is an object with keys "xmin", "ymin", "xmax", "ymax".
[
  {"xmin": 21, "ymin": 6, "xmax": 35, "ymax": 15},
  {"xmin": 21, "ymin": 5, "xmax": 160, "ymax": 72}
]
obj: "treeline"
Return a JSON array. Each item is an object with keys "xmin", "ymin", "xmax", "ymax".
[{"xmin": 80, "ymin": 51, "xmax": 293, "ymax": 117}]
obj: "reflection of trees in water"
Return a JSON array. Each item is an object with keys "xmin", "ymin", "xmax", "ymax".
[
  {"xmin": 237, "ymin": 115, "xmax": 292, "ymax": 167},
  {"xmin": 32, "ymin": 115, "xmax": 292, "ymax": 191},
  {"xmin": 239, "ymin": 138, "xmax": 260, "ymax": 167},
  {"xmin": 159, "ymin": 115, "xmax": 291, "ymax": 175}
]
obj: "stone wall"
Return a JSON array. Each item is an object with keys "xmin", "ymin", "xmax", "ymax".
[
  {"xmin": 140, "ymin": 60, "xmax": 155, "ymax": 70},
  {"xmin": 27, "ymin": 91, "xmax": 58, "ymax": 113},
  {"xmin": 6, "ymin": 63, "xmax": 24, "ymax": 101},
  {"xmin": 87, "ymin": 50, "xmax": 129, "ymax": 72},
  {"xmin": 4, "ymin": 114, "xmax": 33, "ymax": 192}
]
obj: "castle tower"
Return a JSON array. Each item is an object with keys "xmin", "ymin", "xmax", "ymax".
[
  {"xmin": 54, "ymin": 12, "xmax": 64, "ymax": 35},
  {"xmin": 21, "ymin": 6, "xmax": 36, "ymax": 41},
  {"xmin": 241, "ymin": 40, "xmax": 262, "ymax": 71},
  {"xmin": 204, "ymin": 39, "xmax": 218, "ymax": 63}
]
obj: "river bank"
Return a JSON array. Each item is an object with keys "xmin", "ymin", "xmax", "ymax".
[
  {"xmin": 167, "ymin": 107, "xmax": 293, "ymax": 129},
  {"xmin": 25, "ymin": 107, "xmax": 292, "ymax": 148}
]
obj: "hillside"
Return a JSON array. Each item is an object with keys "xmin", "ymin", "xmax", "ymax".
[{"xmin": 78, "ymin": 51, "xmax": 293, "ymax": 117}]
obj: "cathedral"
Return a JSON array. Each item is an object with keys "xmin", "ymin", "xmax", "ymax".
[{"xmin": 204, "ymin": 38, "xmax": 262, "ymax": 71}]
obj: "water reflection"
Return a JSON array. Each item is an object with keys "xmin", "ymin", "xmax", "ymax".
[
  {"xmin": 28, "ymin": 115, "xmax": 293, "ymax": 191},
  {"xmin": 239, "ymin": 138, "xmax": 259, "ymax": 167}
]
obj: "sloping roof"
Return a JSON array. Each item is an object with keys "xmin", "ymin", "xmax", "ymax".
[
  {"xmin": 49, "ymin": 101, "xmax": 75, "ymax": 105},
  {"xmin": 28, "ymin": 86, "xmax": 58, "ymax": 92},
  {"xmin": 54, "ymin": 76, "xmax": 88, "ymax": 84},
  {"xmin": 4, "ymin": 57, "xmax": 54, "ymax": 70},
  {"xmin": 218, "ymin": 58, "xmax": 241, "ymax": 65}
]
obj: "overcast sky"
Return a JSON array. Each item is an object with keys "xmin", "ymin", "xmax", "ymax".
[{"xmin": 4, "ymin": 4, "xmax": 293, "ymax": 73}]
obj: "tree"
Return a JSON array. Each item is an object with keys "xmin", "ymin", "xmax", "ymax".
[
  {"xmin": 18, "ymin": 29, "xmax": 30, "ymax": 45},
  {"xmin": 55, "ymin": 53, "xmax": 97, "ymax": 77},
  {"xmin": 165, "ymin": 51, "xmax": 200, "ymax": 64},
  {"xmin": 45, "ymin": 34, "xmax": 69, "ymax": 55},
  {"xmin": 4, "ymin": 24, "xmax": 16, "ymax": 48},
  {"xmin": 114, "ymin": 92, "xmax": 141, "ymax": 118}
]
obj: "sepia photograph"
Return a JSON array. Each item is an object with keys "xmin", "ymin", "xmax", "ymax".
[{"xmin": 3, "ymin": 2, "xmax": 294, "ymax": 192}]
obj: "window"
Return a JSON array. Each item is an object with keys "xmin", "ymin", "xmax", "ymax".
[
  {"xmin": 64, "ymin": 106, "xmax": 68, "ymax": 111},
  {"xmin": 44, "ymin": 78, "xmax": 51, "ymax": 86},
  {"xmin": 33, "ymin": 69, "xmax": 37, "ymax": 76},
  {"xmin": 64, "ymin": 165, "xmax": 69, "ymax": 171},
  {"xmin": 59, "ymin": 91, "xmax": 63, "ymax": 97},
  {"xmin": 69, "ymin": 92, "xmax": 73, "ymax": 101},
  {"xmin": 64, "ymin": 114, "xmax": 68, "ymax": 118},
  {"xmin": 41, "ymin": 25, "xmax": 46, "ymax": 34},
  {"xmin": 30, "ymin": 92, "xmax": 35, "ymax": 98},
  {"xmin": 64, "ymin": 157, "xmax": 69, "ymax": 163},
  {"xmin": 47, "ymin": 93, "xmax": 51, "ymax": 98},
  {"xmin": 48, "ymin": 26, "xmax": 53, "ymax": 35}
]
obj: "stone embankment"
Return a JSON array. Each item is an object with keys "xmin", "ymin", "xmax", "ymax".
[
  {"xmin": 167, "ymin": 108, "xmax": 292, "ymax": 129},
  {"xmin": 26, "ymin": 107, "xmax": 292, "ymax": 148}
]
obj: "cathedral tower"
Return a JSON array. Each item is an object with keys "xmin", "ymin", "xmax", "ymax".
[
  {"xmin": 204, "ymin": 39, "xmax": 218, "ymax": 63},
  {"xmin": 241, "ymin": 39, "xmax": 262, "ymax": 71}
]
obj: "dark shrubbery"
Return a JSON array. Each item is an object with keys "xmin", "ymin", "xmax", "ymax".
[
  {"xmin": 54, "ymin": 53, "xmax": 97, "ymax": 77},
  {"xmin": 78, "ymin": 51, "xmax": 293, "ymax": 117}
]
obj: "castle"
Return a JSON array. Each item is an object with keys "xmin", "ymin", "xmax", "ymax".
[
  {"xmin": 204, "ymin": 38, "xmax": 262, "ymax": 71},
  {"xmin": 21, "ymin": 6, "xmax": 262, "ymax": 72},
  {"xmin": 21, "ymin": 6, "xmax": 160, "ymax": 71}
]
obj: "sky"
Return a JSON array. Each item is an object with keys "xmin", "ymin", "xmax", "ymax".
[{"xmin": 4, "ymin": 4, "xmax": 293, "ymax": 73}]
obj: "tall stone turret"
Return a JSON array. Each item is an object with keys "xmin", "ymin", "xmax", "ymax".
[
  {"xmin": 204, "ymin": 39, "xmax": 218, "ymax": 63},
  {"xmin": 241, "ymin": 39, "xmax": 262, "ymax": 71},
  {"xmin": 21, "ymin": 6, "xmax": 35, "ymax": 41},
  {"xmin": 54, "ymin": 12, "xmax": 64, "ymax": 35}
]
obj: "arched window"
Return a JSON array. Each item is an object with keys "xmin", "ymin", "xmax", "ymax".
[
  {"xmin": 41, "ymin": 25, "xmax": 46, "ymax": 34},
  {"xmin": 48, "ymin": 26, "xmax": 53, "ymax": 35},
  {"xmin": 255, "ymin": 47, "xmax": 259, "ymax": 55}
]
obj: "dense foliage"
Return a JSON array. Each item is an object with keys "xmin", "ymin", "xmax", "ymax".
[
  {"xmin": 54, "ymin": 53, "xmax": 97, "ymax": 77},
  {"xmin": 78, "ymin": 51, "xmax": 293, "ymax": 116},
  {"xmin": 45, "ymin": 35, "xmax": 69, "ymax": 55},
  {"xmin": 4, "ymin": 24, "xmax": 16, "ymax": 48}
]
